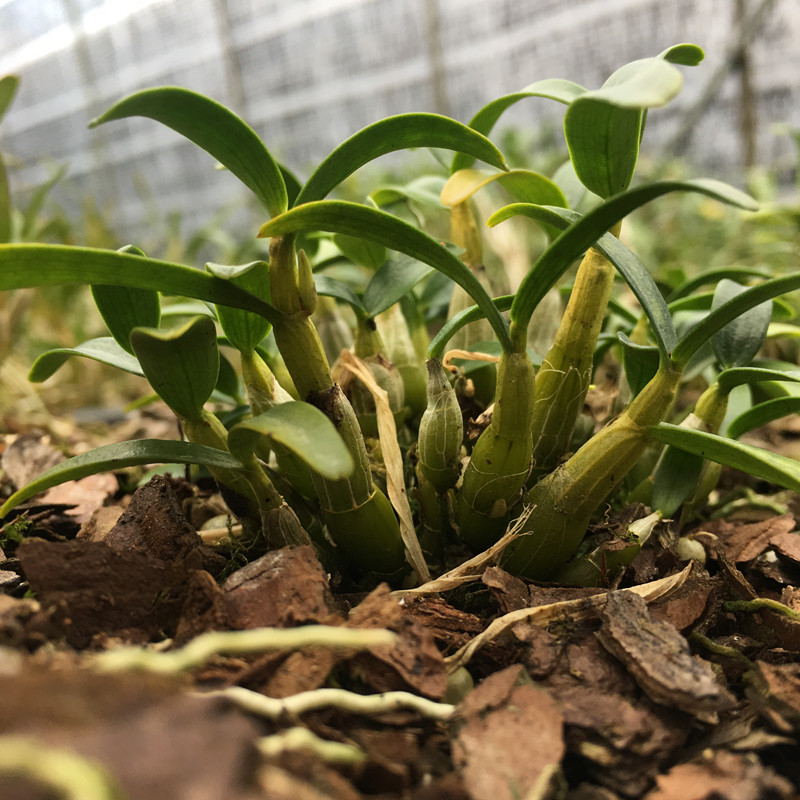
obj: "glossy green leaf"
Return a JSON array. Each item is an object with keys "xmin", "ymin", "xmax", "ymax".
[
  {"xmin": 565, "ymin": 46, "xmax": 703, "ymax": 197},
  {"xmin": 711, "ymin": 279, "xmax": 772, "ymax": 369},
  {"xmin": 206, "ymin": 260, "xmax": 272, "ymax": 352},
  {"xmin": 619, "ymin": 333, "xmax": 661, "ymax": 397},
  {"xmin": 0, "ymin": 244, "xmax": 280, "ymax": 323},
  {"xmin": 161, "ymin": 301, "xmax": 216, "ymax": 318},
  {"xmin": 0, "ymin": 75, "xmax": 20, "ymax": 124},
  {"xmin": 91, "ymin": 246, "xmax": 161, "ymax": 354},
  {"xmin": 314, "ymin": 273, "xmax": 367, "ymax": 315},
  {"xmin": 259, "ymin": 201, "xmax": 513, "ymax": 352},
  {"xmin": 130, "ymin": 316, "xmax": 219, "ymax": 422},
  {"xmin": 332, "ymin": 233, "xmax": 387, "ymax": 270},
  {"xmin": 363, "ymin": 254, "xmax": 434, "ymax": 318},
  {"xmin": 451, "ymin": 79, "xmax": 587, "ymax": 173},
  {"xmin": 503, "ymin": 204, "xmax": 677, "ymax": 357},
  {"xmin": 228, "ymin": 402, "xmax": 354, "ymax": 480},
  {"xmin": 491, "ymin": 179, "xmax": 757, "ymax": 333},
  {"xmin": 666, "ymin": 266, "xmax": 772, "ymax": 302},
  {"xmin": 0, "ymin": 439, "xmax": 244, "ymax": 518},
  {"xmin": 652, "ymin": 446, "xmax": 706, "ymax": 517},
  {"xmin": 296, "ymin": 113, "xmax": 508, "ymax": 206},
  {"xmin": 649, "ymin": 422, "xmax": 800, "ymax": 493},
  {"xmin": 717, "ymin": 366, "xmax": 800, "ymax": 393},
  {"xmin": 90, "ymin": 87, "xmax": 287, "ymax": 217},
  {"xmin": 673, "ymin": 272, "xmax": 800, "ymax": 367},
  {"xmin": 279, "ymin": 162, "xmax": 302, "ymax": 207},
  {"xmin": 28, "ymin": 337, "xmax": 144, "ymax": 382},
  {"xmin": 727, "ymin": 397, "xmax": 800, "ymax": 440}
]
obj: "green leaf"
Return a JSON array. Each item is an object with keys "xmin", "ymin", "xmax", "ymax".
[
  {"xmin": 492, "ymin": 179, "xmax": 758, "ymax": 333},
  {"xmin": 441, "ymin": 168, "xmax": 567, "ymax": 208},
  {"xmin": 130, "ymin": 316, "xmax": 219, "ymax": 421},
  {"xmin": 0, "ymin": 440, "xmax": 244, "ymax": 518},
  {"xmin": 296, "ymin": 113, "xmax": 508, "ymax": 206},
  {"xmin": 332, "ymin": 233, "xmax": 387, "ymax": 270},
  {"xmin": 666, "ymin": 266, "xmax": 772, "ymax": 302},
  {"xmin": 0, "ymin": 75, "xmax": 20, "ymax": 124},
  {"xmin": 91, "ymin": 245, "xmax": 161, "ymax": 354},
  {"xmin": 90, "ymin": 87, "xmax": 288, "ymax": 218},
  {"xmin": 314, "ymin": 273, "xmax": 367, "ymax": 316},
  {"xmin": 363, "ymin": 254, "xmax": 434, "ymax": 318},
  {"xmin": 259, "ymin": 201, "xmax": 513, "ymax": 352},
  {"xmin": 717, "ymin": 366, "xmax": 800, "ymax": 393},
  {"xmin": 649, "ymin": 422, "xmax": 800, "ymax": 493},
  {"xmin": 502, "ymin": 204, "xmax": 677, "ymax": 357},
  {"xmin": 228, "ymin": 402, "xmax": 354, "ymax": 480},
  {"xmin": 451, "ymin": 79, "xmax": 587, "ymax": 173},
  {"xmin": 651, "ymin": 446, "xmax": 706, "ymax": 517},
  {"xmin": 673, "ymin": 272, "xmax": 800, "ymax": 367},
  {"xmin": 619, "ymin": 333, "xmax": 661, "ymax": 397},
  {"xmin": 21, "ymin": 164, "xmax": 68, "ymax": 240},
  {"xmin": 565, "ymin": 46, "xmax": 703, "ymax": 197},
  {"xmin": 28, "ymin": 337, "xmax": 144, "ymax": 382},
  {"xmin": 711, "ymin": 279, "xmax": 772, "ymax": 369},
  {"xmin": 216, "ymin": 347, "xmax": 243, "ymax": 402},
  {"xmin": 206, "ymin": 260, "xmax": 272, "ymax": 352},
  {"xmin": 727, "ymin": 397, "xmax": 800, "ymax": 440},
  {"xmin": 0, "ymin": 244, "xmax": 281, "ymax": 323}
]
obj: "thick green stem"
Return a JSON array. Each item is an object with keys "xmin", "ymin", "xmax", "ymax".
[
  {"xmin": 501, "ymin": 364, "xmax": 682, "ymax": 579},
  {"xmin": 456, "ymin": 348, "xmax": 536, "ymax": 551},
  {"xmin": 528, "ymin": 245, "xmax": 616, "ymax": 481}
]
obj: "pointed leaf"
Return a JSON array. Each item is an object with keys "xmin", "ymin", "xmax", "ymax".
[
  {"xmin": 717, "ymin": 366, "xmax": 800, "ymax": 393},
  {"xmin": 91, "ymin": 245, "xmax": 161, "ymax": 354},
  {"xmin": 0, "ymin": 440, "xmax": 244, "ymax": 518},
  {"xmin": 21, "ymin": 164, "xmax": 68, "ymax": 240},
  {"xmin": 0, "ymin": 75, "xmax": 20, "ymax": 124},
  {"xmin": 332, "ymin": 233, "xmax": 387, "ymax": 270},
  {"xmin": 296, "ymin": 113, "xmax": 508, "ymax": 206},
  {"xmin": 502, "ymin": 203, "xmax": 677, "ymax": 357},
  {"xmin": 130, "ymin": 316, "xmax": 219, "ymax": 421},
  {"xmin": 451, "ymin": 79, "xmax": 587, "ymax": 173},
  {"xmin": 652, "ymin": 446, "xmax": 706, "ymax": 517},
  {"xmin": 363, "ymin": 253, "xmax": 434, "ymax": 318},
  {"xmin": 619, "ymin": 333, "xmax": 661, "ymax": 396},
  {"xmin": 228, "ymin": 402, "xmax": 354, "ymax": 480},
  {"xmin": 259, "ymin": 201, "xmax": 513, "ymax": 352},
  {"xmin": 727, "ymin": 397, "xmax": 800, "ymax": 440},
  {"xmin": 667, "ymin": 266, "xmax": 771, "ymax": 302},
  {"xmin": 28, "ymin": 337, "xmax": 144, "ymax": 382},
  {"xmin": 90, "ymin": 87, "xmax": 287, "ymax": 217},
  {"xmin": 427, "ymin": 295, "xmax": 514, "ymax": 360},
  {"xmin": 314, "ymin": 273, "xmax": 367, "ymax": 315},
  {"xmin": 206, "ymin": 260, "xmax": 272, "ymax": 352},
  {"xmin": 673, "ymin": 272, "xmax": 800, "ymax": 367},
  {"xmin": 441, "ymin": 168, "xmax": 567, "ymax": 208},
  {"xmin": 711, "ymin": 278, "xmax": 772, "ymax": 368},
  {"xmin": 491, "ymin": 179, "xmax": 758, "ymax": 333},
  {"xmin": 649, "ymin": 422, "xmax": 800, "ymax": 493},
  {"xmin": 0, "ymin": 244, "xmax": 280, "ymax": 323}
]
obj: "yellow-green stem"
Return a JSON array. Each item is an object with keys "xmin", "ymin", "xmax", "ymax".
[{"xmin": 501, "ymin": 363, "xmax": 682, "ymax": 579}]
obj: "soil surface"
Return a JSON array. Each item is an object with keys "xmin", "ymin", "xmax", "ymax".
[{"xmin": 2, "ymin": 421, "xmax": 800, "ymax": 800}]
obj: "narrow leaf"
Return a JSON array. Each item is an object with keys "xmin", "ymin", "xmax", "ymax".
[
  {"xmin": 0, "ymin": 152, "xmax": 10, "ymax": 244},
  {"xmin": 673, "ymin": 273, "xmax": 800, "ymax": 367},
  {"xmin": 28, "ymin": 337, "xmax": 144, "ymax": 382},
  {"xmin": 0, "ymin": 440, "xmax": 244, "ymax": 518},
  {"xmin": 649, "ymin": 422, "xmax": 800, "ymax": 493},
  {"xmin": 652, "ymin": 446, "xmax": 706, "ymax": 517},
  {"xmin": 363, "ymin": 254, "xmax": 434, "ymax": 318},
  {"xmin": 90, "ymin": 87, "xmax": 287, "ymax": 217},
  {"xmin": 314, "ymin": 273, "xmax": 368, "ymax": 315},
  {"xmin": 0, "ymin": 75, "xmax": 20, "ymax": 123},
  {"xmin": 441, "ymin": 168, "xmax": 567, "ymax": 208},
  {"xmin": 259, "ymin": 201, "xmax": 512, "ymax": 352},
  {"xmin": 0, "ymin": 244, "xmax": 281, "ymax": 323},
  {"xmin": 619, "ymin": 333, "xmax": 661, "ymax": 396},
  {"xmin": 296, "ymin": 113, "xmax": 508, "ymax": 206},
  {"xmin": 21, "ymin": 164, "xmax": 68, "ymax": 240},
  {"xmin": 491, "ymin": 179, "xmax": 758, "ymax": 333},
  {"xmin": 228, "ymin": 402, "xmax": 354, "ymax": 480},
  {"xmin": 717, "ymin": 366, "xmax": 800, "ymax": 393},
  {"xmin": 130, "ymin": 316, "xmax": 219, "ymax": 421},
  {"xmin": 427, "ymin": 295, "xmax": 514, "ymax": 360},
  {"xmin": 711, "ymin": 278, "xmax": 772, "ymax": 369},
  {"xmin": 451, "ymin": 79, "xmax": 587, "ymax": 173},
  {"xmin": 667, "ymin": 266, "xmax": 771, "ymax": 302},
  {"xmin": 727, "ymin": 397, "xmax": 800, "ymax": 440}
]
